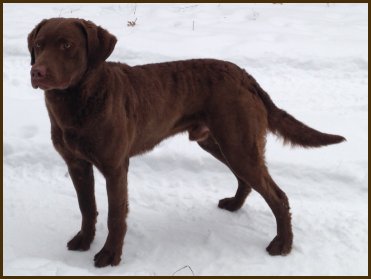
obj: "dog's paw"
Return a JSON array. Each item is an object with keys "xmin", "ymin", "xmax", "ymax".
[
  {"xmin": 94, "ymin": 248, "xmax": 122, "ymax": 267},
  {"xmin": 266, "ymin": 235, "xmax": 292, "ymax": 256},
  {"xmin": 67, "ymin": 231, "xmax": 94, "ymax": 251},
  {"xmin": 218, "ymin": 197, "xmax": 243, "ymax": 212}
]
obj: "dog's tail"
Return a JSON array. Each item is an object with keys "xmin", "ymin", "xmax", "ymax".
[{"xmin": 247, "ymin": 74, "xmax": 346, "ymax": 148}]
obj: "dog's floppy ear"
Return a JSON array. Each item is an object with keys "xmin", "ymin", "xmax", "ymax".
[
  {"xmin": 27, "ymin": 19, "xmax": 47, "ymax": 65},
  {"xmin": 77, "ymin": 19, "xmax": 117, "ymax": 68}
]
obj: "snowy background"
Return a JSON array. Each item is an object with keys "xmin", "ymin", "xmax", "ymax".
[{"xmin": 3, "ymin": 3, "xmax": 368, "ymax": 276}]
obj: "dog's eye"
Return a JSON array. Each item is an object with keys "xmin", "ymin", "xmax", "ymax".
[
  {"xmin": 62, "ymin": 42, "xmax": 71, "ymax": 50},
  {"xmin": 35, "ymin": 42, "xmax": 41, "ymax": 48}
]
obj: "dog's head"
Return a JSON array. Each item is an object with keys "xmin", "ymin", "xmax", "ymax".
[{"xmin": 27, "ymin": 18, "xmax": 117, "ymax": 91}]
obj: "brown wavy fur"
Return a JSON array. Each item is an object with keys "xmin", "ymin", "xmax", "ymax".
[{"xmin": 28, "ymin": 18, "xmax": 345, "ymax": 267}]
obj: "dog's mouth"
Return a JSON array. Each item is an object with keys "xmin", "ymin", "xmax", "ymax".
[{"xmin": 31, "ymin": 79, "xmax": 69, "ymax": 91}]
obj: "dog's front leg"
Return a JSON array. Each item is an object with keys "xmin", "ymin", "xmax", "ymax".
[
  {"xmin": 66, "ymin": 159, "xmax": 97, "ymax": 251},
  {"xmin": 94, "ymin": 159, "xmax": 129, "ymax": 267}
]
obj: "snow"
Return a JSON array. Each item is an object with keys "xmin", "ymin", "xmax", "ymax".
[{"xmin": 3, "ymin": 3, "xmax": 368, "ymax": 276}]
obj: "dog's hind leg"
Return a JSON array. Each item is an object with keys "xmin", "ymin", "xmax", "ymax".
[
  {"xmin": 207, "ymin": 101, "xmax": 293, "ymax": 255},
  {"xmin": 197, "ymin": 136, "xmax": 252, "ymax": 212}
]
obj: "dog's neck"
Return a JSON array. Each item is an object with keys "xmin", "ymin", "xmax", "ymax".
[
  {"xmin": 45, "ymin": 63, "xmax": 108, "ymax": 100},
  {"xmin": 44, "ymin": 64, "xmax": 111, "ymax": 129}
]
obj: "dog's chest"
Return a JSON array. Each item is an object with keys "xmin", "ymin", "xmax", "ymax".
[
  {"xmin": 46, "ymin": 91, "xmax": 98, "ymax": 128},
  {"xmin": 62, "ymin": 128, "xmax": 94, "ymax": 160},
  {"xmin": 51, "ymin": 111, "xmax": 94, "ymax": 159}
]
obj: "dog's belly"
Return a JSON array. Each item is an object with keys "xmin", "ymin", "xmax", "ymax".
[
  {"xmin": 128, "ymin": 126, "xmax": 187, "ymax": 157},
  {"xmin": 127, "ymin": 111, "xmax": 204, "ymax": 155}
]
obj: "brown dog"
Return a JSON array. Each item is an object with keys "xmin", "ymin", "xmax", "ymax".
[{"xmin": 28, "ymin": 18, "xmax": 345, "ymax": 267}]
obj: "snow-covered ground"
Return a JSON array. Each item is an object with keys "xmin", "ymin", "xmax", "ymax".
[{"xmin": 3, "ymin": 3, "xmax": 368, "ymax": 276}]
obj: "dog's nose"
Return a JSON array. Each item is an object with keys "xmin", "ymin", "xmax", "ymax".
[{"xmin": 31, "ymin": 65, "xmax": 46, "ymax": 79}]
